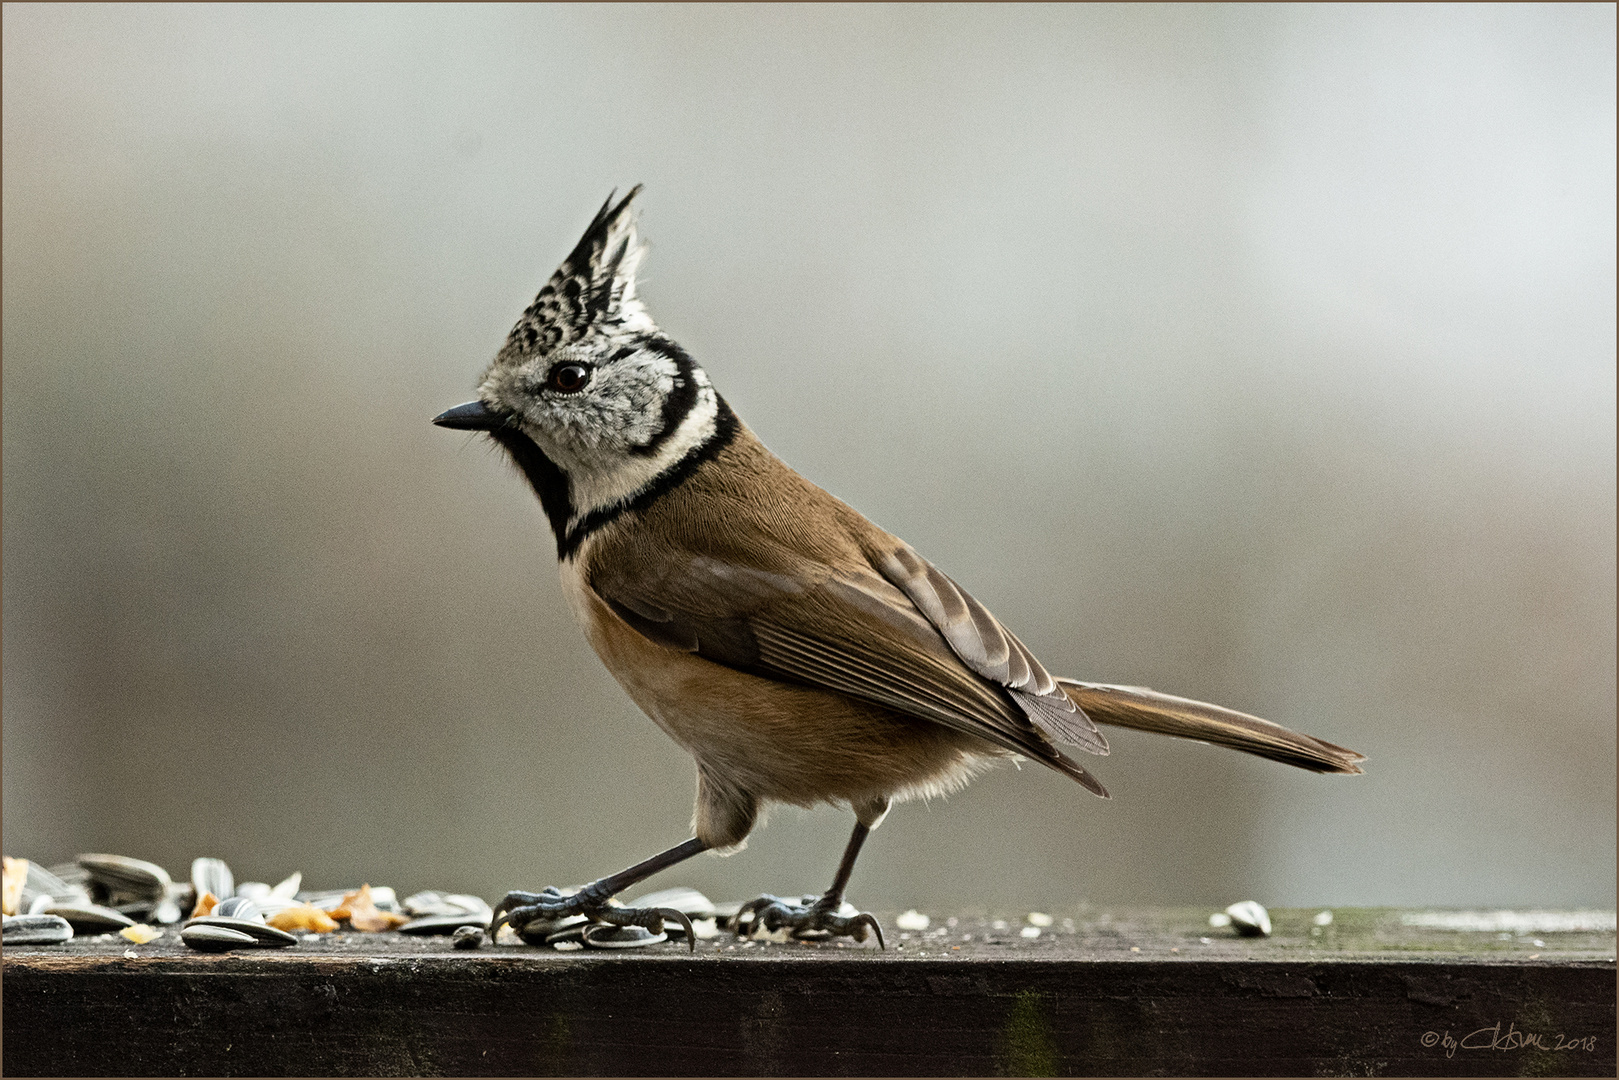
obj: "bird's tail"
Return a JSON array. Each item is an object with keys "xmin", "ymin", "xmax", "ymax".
[{"xmin": 1057, "ymin": 679, "xmax": 1365, "ymax": 775}]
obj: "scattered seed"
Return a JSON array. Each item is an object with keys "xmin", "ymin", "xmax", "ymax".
[
  {"xmin": 191, "ymin": 858, "xmax": 234, "ymax": 905},
  {"xmin": 44, "ymin": 903, "xmax": 136, "ymax": 932},
  {"xmin": 3, "ymin": 913, "xmax": 73, "ymax": 945},
  {"xmin": 213, "ymin": 896, "xmax": 261, "ymax": 921},
  {"xmin": 399, "ymin": 913, "xmax": 488, "ymax": 936},
  {"xmin": 895, "ymin": 909, "xmax": 929, "ymax": 931},
  {"xmin": 1225, "ymin": 901, "xmax": 1271, "ymax": 937},
  {"xmin": 185, "ymin": 915, "xmax": 297, "ymax": 947},
  {"xmin": 329, "ymin": 884, "xmax": 409, "ymax": 932},
  {"xmin": 583, "ymin": 923, "xmax": 666, "ymax": 949},
  {"xmin": 3, "ymin": 857, "xmax": 28, "ymax": 915},
  {"xmin": 182, "ymin": 924, "xmax": 258, "ymax": 950},
  {"xmin": 268, "ymin": 904, "xmax": 340, "ymax": 934},
  {"xmin": 120, "ymin": 924, "xmax": 162, "ymax": 944}
]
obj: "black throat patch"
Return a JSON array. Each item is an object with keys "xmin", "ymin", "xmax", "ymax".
[{"xmin": 490, "ymin": 396, "xmax": 739, "ymax": 561}]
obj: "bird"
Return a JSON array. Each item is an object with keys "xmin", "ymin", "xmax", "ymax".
[{"xmin": 434, "ymin": 187, "xmax": 1364, "ymax": 948}]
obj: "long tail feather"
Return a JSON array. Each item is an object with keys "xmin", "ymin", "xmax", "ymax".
[{"xmin": 1056, "ymin": 679, "xmax": 1365, "ymax": 775}]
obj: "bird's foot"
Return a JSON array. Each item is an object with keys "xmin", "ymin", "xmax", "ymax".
[
  {"xmin": 733, "ymin": 893, "xmax": 885, "ymax": 947},
  {"xmin": 489, "ymin": 885, "xmax": 696, "ymax": 952}
]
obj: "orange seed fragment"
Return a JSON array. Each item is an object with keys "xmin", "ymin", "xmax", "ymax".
[
  {"xmin": 330, "ymin": 883, "xmax": 409, "ymax": 932},
  {"xmin": 268, "ymin": 903, "xmax": 340, "ymax": 933},
  {"xmin": 2, "ymin": 857, "xmax": 26, "ymax": 916}
]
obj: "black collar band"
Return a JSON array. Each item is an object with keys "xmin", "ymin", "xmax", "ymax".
[{"xmin": 490, "ymin": 396, "xmax": 740, "ymax": 561}]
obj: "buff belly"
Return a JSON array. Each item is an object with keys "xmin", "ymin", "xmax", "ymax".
[{"xmin": 559, "ymin": 560, "xmax": 994, "ymax": 816}]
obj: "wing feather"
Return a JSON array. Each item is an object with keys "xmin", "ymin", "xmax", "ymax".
[
  {"xmin": 877, "ymin": 545, "xmax": 1107, "ymax": 755},
  {"xmin": 587, "ymin": 545, "xmax": 1098, "ymax": 773}
]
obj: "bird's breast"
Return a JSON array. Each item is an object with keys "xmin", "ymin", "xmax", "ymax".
[{"xmin": 557, "ymin": 544, "xmax": 994, "ymax": 809}]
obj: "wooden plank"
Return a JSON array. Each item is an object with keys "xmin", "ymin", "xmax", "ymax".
[{"xmin": 5, "ymin": 908, "xmax": 1613, "ymax": 1076}]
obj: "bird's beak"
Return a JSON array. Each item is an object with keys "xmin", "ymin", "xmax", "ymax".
[{"xmin": 432, "ymin": 400, "xmax": 504, "ymax": 430}]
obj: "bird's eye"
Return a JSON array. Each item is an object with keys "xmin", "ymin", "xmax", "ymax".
[{"xmin": 544, "ymin": 362, "xmax": 592, "ymax": 394}]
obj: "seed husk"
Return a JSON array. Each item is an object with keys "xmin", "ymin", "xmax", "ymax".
[
  {"xmin": 44, "ymin": 903, "xmax": 137, "ymax": 932},
  {"xmin": 1225, "ymin": 900, "xmax": 1272, "ymax": 937},
  {"xmin": 181, "ymin": 924, "xmax": 259, "ymax": 950},
  {"xmin": 399, "ymin": 913, "xmax": 490, "ymax": 936},
  {"xmin": 403, "ymin": 891, "xmax": 492, "ymax": 918},
  {"xmin": 212, "ymin": 896, "xmax": 261, "ymax": 921},
  {"xmin": 77, "ymin": 854, "xmax": 172, "ymax": 901},
  {"xmin": 582, "ymin": 923, "xmax": 666, "ymax": 949},
  {"xmin": 184, "ymin": 916, "xmax": 297, "ymax": 947},
  {"xmin": 625, "ymin": 887, "xmax": 716, "ymax": 920},
  {"xmin": 3, "ymin": 913, "xmax": 74, "ymax": 945},
  {"xmin": 191, "ymin": 858, "xmax": 234, "ymax": 904},
  {"xmin": 517, "ymin": 913, "xmax": 588, "ymax": 946}
]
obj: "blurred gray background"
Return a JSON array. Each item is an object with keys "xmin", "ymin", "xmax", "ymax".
[{"xmin": 4, "ymin": 4, "xmax": 1614, "ymax": 914}]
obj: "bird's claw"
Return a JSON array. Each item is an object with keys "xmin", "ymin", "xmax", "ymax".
[
  {"xmin": 489, "ymin": 887, "xmax": 696, "ymax": 952},
  {"xmin": 734, "ymin": 893, "xmax": 885, "ymax": 948}
]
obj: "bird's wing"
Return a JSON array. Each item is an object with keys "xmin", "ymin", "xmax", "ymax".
[
  {"xmin": 874, "ymin": 543, "xmax": 1107, "ymax": 755},
  {"xmin": 587, "ymin": 543, "xmax": 1109, "ymax": 796}
]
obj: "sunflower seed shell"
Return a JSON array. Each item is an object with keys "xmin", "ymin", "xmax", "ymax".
[{"xmin": 3, "ymin": 913, "xmax": 74, "ymax": 945}]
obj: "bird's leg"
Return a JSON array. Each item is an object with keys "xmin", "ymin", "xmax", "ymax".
[
  {"xmin": 490, "ymin": 836, "xmax": 708, "ymax": 950},
  {"xmin": 735, "ymin": 820, "xmax": 885, "ymax": 947}
]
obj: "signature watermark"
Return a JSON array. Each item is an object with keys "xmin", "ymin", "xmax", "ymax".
[{"xmin": 1422, "ymin": 1022, "xmax": 1599, "ymax": 1059}]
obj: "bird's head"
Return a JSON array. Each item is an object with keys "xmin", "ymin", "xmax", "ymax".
[{"xmin": 434, "ymin": 187, "xmax": 728, "ymax": 553}]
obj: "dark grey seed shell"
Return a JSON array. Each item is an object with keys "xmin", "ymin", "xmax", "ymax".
[
  {"xmin": 516, "ymin": 913, "xmax": 588, "ymax": 946},
  {"xmin": 399, "ymin": 913, "xmax": 489, "ymax": 936},
  {"xmin": 43, "ymin": 903, "xmax": 137, "ymax": 931},
  {"xmin": 212, "ymin": 896, "xmax": 261, "ymax": 921},
  {"xmin": 181, "ymin": 924, "xmax": 259, "ymax": 950},
  {"xmin": 184, "ymin": 916, "xmax": 297, "ymax": 946},
  {"xmin": 77, "ymin": 854, "xmax": 172, "ymax": 900},
  {"xmin": 3, "ymin": 914, "xmax": 74, "ymax": 944},
  {"xmin": 191, "ymin": 857, "xmax": 234, "ymax": 903},
  {"xmin": 582, "ymin": 923, "xmax": 666, "ymax": 949},
  {"xmin": 451, "ymin": 925, "xmax": 485, "ymax": 950}
]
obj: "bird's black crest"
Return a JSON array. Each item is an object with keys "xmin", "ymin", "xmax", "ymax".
[{"xmin": 508, "ymin": 186, "xmax": 647, "ymax": 355}]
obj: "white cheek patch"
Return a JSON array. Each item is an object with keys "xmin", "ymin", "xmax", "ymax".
[{"xmin": 559, "ymin": 384, "xmax": 720, "ymax": 523}]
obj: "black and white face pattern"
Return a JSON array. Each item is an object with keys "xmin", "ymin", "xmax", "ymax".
[
  {"xmin": 474, "ymin": 188, "xmax": 730, "ymax": 547},
  {"xmin": 479, "ymin": 334, "xmax": 722, "ymax": 518}
]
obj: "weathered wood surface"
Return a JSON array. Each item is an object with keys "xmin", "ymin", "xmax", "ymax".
[{"xmin": 4, "ymin": 907, "xmax": 1613, "ymax": 1076}]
